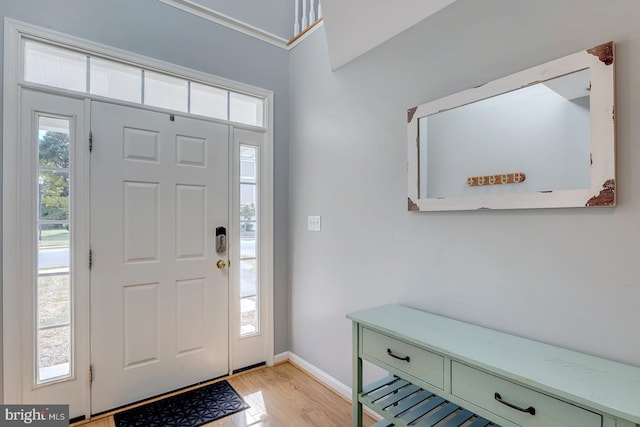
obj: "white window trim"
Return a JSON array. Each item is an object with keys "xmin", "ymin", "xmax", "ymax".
[{"xmin": 3, "ymin": 17, "xmax": 275, "ymax": 406}]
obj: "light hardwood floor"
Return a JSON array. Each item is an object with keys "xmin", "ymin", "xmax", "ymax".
[{"xmin": 74, "ymin": 362, "xmax": 377, "ymax": 427}]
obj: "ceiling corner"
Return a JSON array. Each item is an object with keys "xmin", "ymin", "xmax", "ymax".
[{"xmin": 321, "ymin": 0, "xmax": 457, "ymax": 70}]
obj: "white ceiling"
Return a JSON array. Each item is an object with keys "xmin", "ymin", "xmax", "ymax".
[{"xmin": 321, "ymin": 0, "xmax": 457, "ymax": 70}]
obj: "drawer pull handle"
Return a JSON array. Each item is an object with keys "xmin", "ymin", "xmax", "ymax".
[
  {"xmin": 494, "ymin": 393, "xmax": 536, "ymax": 415},
  {"xmin": 386, "ymin": 348, "xmax": 410, "ymax": 362}
]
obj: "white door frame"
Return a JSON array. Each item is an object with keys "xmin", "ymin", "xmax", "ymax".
[
  {"xmin": 12, "ymin": 88, "xmax": 92, "ymax": 418},
  {"xmin": 3, "ymin": 18, "xmax": 274, "ymax": 416},
  {"xmin": 229, "ymin": 128, "xmax": 274, "ymax": 372}
]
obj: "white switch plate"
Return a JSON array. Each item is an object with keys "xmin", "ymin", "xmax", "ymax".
[{"xmin": 307, "ymin": 215, "xmax": 321, "ymax": 231}]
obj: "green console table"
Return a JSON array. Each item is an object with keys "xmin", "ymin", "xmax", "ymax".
[{"xmin": 348, "ymin": 304, "xmax": 640, "ymax": 427}]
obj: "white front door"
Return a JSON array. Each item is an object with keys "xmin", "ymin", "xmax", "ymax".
[{"xmin": 90, "ymin": 101, "xmax": 230, "ymax": 413}]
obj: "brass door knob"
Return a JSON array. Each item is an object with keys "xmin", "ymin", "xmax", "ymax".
[{"xmin": 216, "ymin": 259, "xmax": 227, "ymax": 269}]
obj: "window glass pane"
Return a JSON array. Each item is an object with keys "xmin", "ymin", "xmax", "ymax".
[
  {"xmin": 38, "ymin": 326, "xmax": 71, "ymax": 383},
  {"xmin": 240, "ymin": 160, "xmax": 256, "ymax": 181},
  {"xmin": 39, "ymin": 119, "xmax": 70, "ymax": 169},
  {"xmin": 230, "ymin": 92, "xmax": 264, "ymax": 127},
  {"xmin": 37, "ymin": 116, "xmax": 72, "ymax": 384},
  {"xmin": 240, "ymin": 185, "xmax": 257, "ymax": 218},
  {"xmin": 39, "ymin": 224, "xmax": 70, "ymax": 249},
  {"xmin": 240, "ymin": 259, "xmax": 257, "ymax": 298},
  {"xmin": 240, "ymin": 183, "xmax": 257, "ymax": 259},
  {"xmin": 25, "ymin": 40, "xmax": 86, "ymax": 93},
  {"xmin": 90, "ymin": 57, "xmax": 142, "ymax": 103},
  {"xmin": 240, "ymin": 225, "xmax": 256, "ymax": 259},
  {"xmin": 191, "ymin": 82, "xmax": 228, "ymax": 120},
  {"xmin": 240, "ymin": 145, "xmax": 257, "ymax": 182},
  {"xmin": 38, "ymin": 274, "xmax": 70, "ymax": 328},
  {"xmin": 39, "ymin": 171, "xmax": 70, "ymax": 221},
  {"xmin": 144, "ymin": 71, "xmax": 188, "ymax": 112},
  {"xmin": 240, "ymin": 259, "xmax": 258, "ymax": 336},
  {"xmin": 38, "ymin": 225, "xmax": 70, "ymax": 269}
]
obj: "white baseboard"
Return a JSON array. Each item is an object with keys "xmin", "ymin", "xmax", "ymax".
[
  {"xmin": 273, "ymin": 351, "xmax": 290, "ymax": 365},
  {"xmin": 287, "ymin": 352, "xmax": 352, "ymax": 400}
]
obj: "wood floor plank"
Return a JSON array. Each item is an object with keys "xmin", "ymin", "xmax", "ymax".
[{"xmin": 74, "ymin": 362, "xmax": 377, "ymax": 427}]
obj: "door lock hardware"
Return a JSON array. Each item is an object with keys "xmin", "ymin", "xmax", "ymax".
[{"xmin": 216, "ymin": 226, "xmax": 226, "ymax": 253}]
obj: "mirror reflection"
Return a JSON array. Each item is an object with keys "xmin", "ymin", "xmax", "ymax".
[{"xmin": 418, "ymin": 69, "xmax": 591, "ymax": 200}]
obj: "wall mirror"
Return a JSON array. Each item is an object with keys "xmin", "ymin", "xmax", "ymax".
[{"xmin": 407, "ymin": 42, "xmax": 615, "ymax": 211}]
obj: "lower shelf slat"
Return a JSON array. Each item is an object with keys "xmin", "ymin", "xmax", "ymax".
[
  {"xmin": 360, "ymin": 376, "xmax": 501, "ymax": 427},
  {"xmin": 400, "ymin": 396, "xmax": 445, "ymax": 424},
  {"xmin": 362, "ymin": 375, "xmax": 398, "ymax": 394},
  {"xmin": 413, "ymin": 402, "xmax": 459, "ymax": 426},
  {"xmin": 467, "ymin": 418, "xmax": 494, "ymax": 427},
  {"xmin": 438, "ymin": 409, "xmax": 474, "ymax": 426},
  {"xmin": 385, "ymin": 390, "xmax": 433, "ymax": 417},
  {"xmin": 376, "ymin": 384, "xmax": 421, "ymax": 409},
  {"xmin": 368, "ymin": 379, "xmax": 410, "ymax": 401}
]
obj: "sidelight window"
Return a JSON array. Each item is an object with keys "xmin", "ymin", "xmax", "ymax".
[
  {"xmin": 36, "ymin": 115, "xmax": 73, "ymax": 383},
  {"xmin": 239, "ymin": 145, "xmax": 259, "ymax": 336}
]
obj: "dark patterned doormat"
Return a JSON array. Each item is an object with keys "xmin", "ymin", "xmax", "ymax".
[{"xmin": 114, "ymin": 380, "xmax": 249, "ymax": 427}]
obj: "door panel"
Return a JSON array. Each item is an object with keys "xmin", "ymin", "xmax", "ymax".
[{"xmin": 90, "ymin": 102, "xmax": 229, "ymax": 413}]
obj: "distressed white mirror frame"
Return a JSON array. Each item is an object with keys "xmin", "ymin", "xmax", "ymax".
[{"xmin": 407, "ymin": 42, "xmax": 615, "ymax": 211}]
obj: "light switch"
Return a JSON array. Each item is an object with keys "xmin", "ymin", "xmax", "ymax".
[{"xmin": 307, "ymin": 215, "xmax": 321, "ymax": 231}]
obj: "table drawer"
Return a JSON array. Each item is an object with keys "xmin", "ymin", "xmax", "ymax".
[
  {"xmin": 451, "ymin": 361, "xmax": 602, "ymax": 427},
  {"xmin": 361, "ymin": 327, "xmax": 444, "ymax": 389}
]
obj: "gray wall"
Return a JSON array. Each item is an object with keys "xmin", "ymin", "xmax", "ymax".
[
  {"xmin": 192, "ymin": 0, "xmax": 294, "ymax": 40},
  {"xmin": 289, "ymin": 0, "xmax": 640, "ymax": 388},
  {"xmin": 0, "ymin": 0, "xmax": 291, "ymax": 383}
]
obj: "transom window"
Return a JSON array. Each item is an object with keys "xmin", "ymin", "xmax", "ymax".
[{"xmin": 24, "ymin": 39, "xmax": 265, "ymax": 127}]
